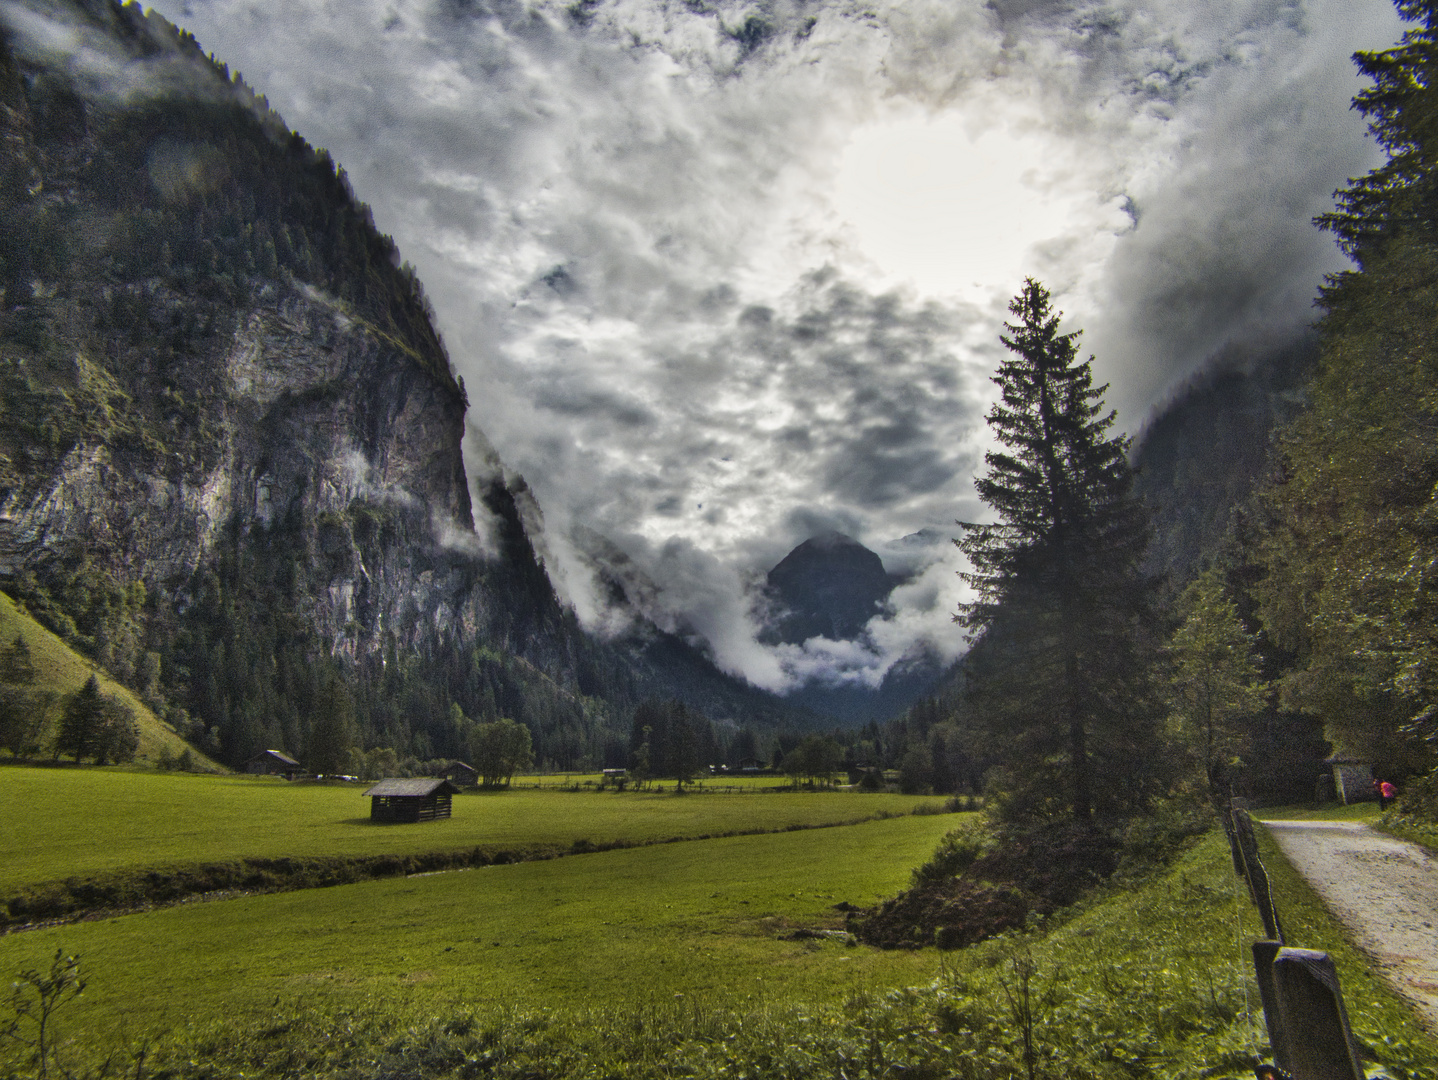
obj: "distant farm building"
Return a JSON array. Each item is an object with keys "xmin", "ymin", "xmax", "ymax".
[
  {"xmin": 364, "ymin": 778, "xmax": 460, "ymax": 823},
  {"xmin": 443, "ymin": 761, "xmax": 478, "ymax": 786},
  {"xmin": 247, "ymin": 749, "xmax": 302, "ymax": 777}
]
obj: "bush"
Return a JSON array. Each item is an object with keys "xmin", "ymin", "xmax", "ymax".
[{"xmin": 1393, "ymin": 766, "xmax": 1438, "ymax": 824}]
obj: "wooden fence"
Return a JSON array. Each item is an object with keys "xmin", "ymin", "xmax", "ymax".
[{"xmin": 1225, "ymin": 803, "xmax": 1367, "ymax": 1080}]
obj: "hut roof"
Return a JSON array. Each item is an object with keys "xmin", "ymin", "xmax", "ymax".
[
  {"xmin": 363, "ymin": 778, "xmax": 461, "ymax": 797},
  {"xmin": 251, "ymin": 749, "xmax": 301, "ymax": 766}
]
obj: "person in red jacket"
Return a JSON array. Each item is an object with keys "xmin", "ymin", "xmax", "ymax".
[{"xmin": 1378, "ymin": 779, "xmax": 1397, "ymax": 809}]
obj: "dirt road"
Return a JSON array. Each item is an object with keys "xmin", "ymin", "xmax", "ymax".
[{"xmin": 1262, "ymin": 819, "xmax": 1438, "ymax": 1029}]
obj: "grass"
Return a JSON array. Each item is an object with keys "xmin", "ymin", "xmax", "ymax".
[
  {"xmin": 15, "ymin": 824, "xmax": 1421, "ymax": 1080},
  {"xmin": 0, "ymin": 769, "xmax": 951, "ymax": 891},
  {"xmin": 3, "ymin": 816, "xmax": 1436, "ymax": 1078},
  {"xmin": 0, "ymin": 814, "xmax": 957, "ymax": 1033},
  {"xmin": 0, "ymin": 591, "xmax": 221, "ymax": 771},
  {"xmin": 510, "ymin": 772, "xmax": 842, "ymax": 792},
  {"xmin": 1256, "ymin": 802, "xmax": 1383, "ymax": 822}
]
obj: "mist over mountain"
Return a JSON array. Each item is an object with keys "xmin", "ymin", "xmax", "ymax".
[
  {"xmin": 758, "ymin": 532, "xmax": 946, "ymax": 724},
  {"xmin": 0, "ymin": 0, "xmax": 821, "ymax": 773}
]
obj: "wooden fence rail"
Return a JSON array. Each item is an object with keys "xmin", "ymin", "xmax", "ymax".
[{"xmin": 1227, "ymin": 802, "xmax": 1366, "ymax": 1080}]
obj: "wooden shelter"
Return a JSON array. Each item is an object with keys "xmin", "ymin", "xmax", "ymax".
[
  {"xmin": 363, "ymin": 778, "xmax": 460, "ymax": 823},
  {"xmin": 443, "ymin": 761, "xmax": 479, "ymax": 787},
  {"xmin": 1325, "ymin": 755, "xmax": 1374, "ymax": 805},
  {"xmin": 246, "ymin": 749, "xmax": 302, "ymax": 777}
]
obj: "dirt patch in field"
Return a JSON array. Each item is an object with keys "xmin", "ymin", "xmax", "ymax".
[{"xmin": 849, "ymin": 822, "xmax": 1122, "ymax": 950}]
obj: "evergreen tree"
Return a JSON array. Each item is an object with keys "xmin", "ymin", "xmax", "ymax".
[
  {"xmin": 91, "ymin": 698, "xmax": 139, "ymax": 765},
  {"xmin": 0, "ymin": 634, "xmax": 35, "ymax": 685},
  {"xmin": 1167, "ymin": 568, "xmax": 1267, "ymax": 796},
  {"xmin": 306, "ymin": 670, "xmax": 355, "ymax": 776},
  {"xmin": 0, "ymin": 685, "xmax": 50, "ymax": 759},
  {"xmin": 55, "ymin": 675, "xmax": 105, "ymax": 763},
  {"xmin": 957, "ymin": 280, "xmax": 1163, "ymax": 821},
  {"xmin": 1256, "ymin": 0, "xmax": 1438, "ymax": 777}
]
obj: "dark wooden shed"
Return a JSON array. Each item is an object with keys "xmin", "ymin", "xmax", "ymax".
[
  {"xmin": 443, "ymin": 761, "xmax": 478, "ymax": 787},
  {"xmin": 363, "ymin": 778, "xmax": 460, "ymax": 823},
  {"xmin": 247, "ymin": 749, "xmax": 302, "ymax": 777}
]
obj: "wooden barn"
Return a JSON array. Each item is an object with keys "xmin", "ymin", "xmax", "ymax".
[
  {"xmin": 443, "ymin": 761, "xmax": 478, "ymax": 787},
  {"xmin": 363, "ymin": 778, "xmax": 460, "ymax": 823},
  {"xmin": 247, "ymin": 749, "xmax": 303, "ymax": 777}
]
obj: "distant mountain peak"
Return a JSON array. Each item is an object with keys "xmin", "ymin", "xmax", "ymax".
[{"xmin": 766, "ymin": 533, "xmax": 892, "ymax": 645}]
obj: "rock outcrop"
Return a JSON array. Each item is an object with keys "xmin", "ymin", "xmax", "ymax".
[{"xmin": 0, "ymin": 0, "xmax": 812, "ymax": 767}]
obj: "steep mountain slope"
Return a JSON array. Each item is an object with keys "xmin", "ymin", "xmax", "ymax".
[
  {"xmin": 0, "ymin": 590, "xmax": 222, "ymax": 768},
  {"xmin": 760, "ymin": 532, "xmax": 945, "ymax": 724},
  {"xmin": 1131, "ymin": 334, "xmax": 1318, "ymax": 595},
  {"xmin": 765, "ymin": 532, "xmax": 895, "ymax": 645},
  {"xmin": 0, "ymin": 0, "xmax": 813, "ymax": 768}
]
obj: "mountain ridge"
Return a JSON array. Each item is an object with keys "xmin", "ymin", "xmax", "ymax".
[{"xmin": 0, "ymin": 0, "xmax": 819, "ymax": 770}]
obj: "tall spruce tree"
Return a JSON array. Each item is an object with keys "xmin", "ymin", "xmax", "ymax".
[{"xmin": 958, "ymin": 280, "xmax": 1163, "ymax": 821}]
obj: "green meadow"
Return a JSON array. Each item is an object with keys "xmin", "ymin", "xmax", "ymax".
[
  {"xmin": 0, "ymin": 814, "xmax": 957, "ymax": 1034},
  {"xmin": 6, "ymin": 813, "xmax": 1434, "ymax": 1080},
  {"xmin": 0, "ymin": 770, "xmax": 945, "ymax": 890}
]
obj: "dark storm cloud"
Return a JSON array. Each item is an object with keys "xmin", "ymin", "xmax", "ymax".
[{"xmin": 122, "ymin": 0, "xmax": 1405, "ymax": 689}]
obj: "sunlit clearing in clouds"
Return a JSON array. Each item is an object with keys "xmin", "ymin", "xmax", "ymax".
[{"xmin": 834, "ymin": 109, "xmax": 1101, "ymax": 303}]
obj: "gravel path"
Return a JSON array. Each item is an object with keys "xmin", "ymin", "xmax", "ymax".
[{"xmin": 1261, "ymin": 819, "xmax": 1438, "ymax": 1030}]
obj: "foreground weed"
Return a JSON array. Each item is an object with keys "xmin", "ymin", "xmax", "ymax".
[{"xmin": 2, "ymin": 948, "xmax": 84, "ymax": 1080}]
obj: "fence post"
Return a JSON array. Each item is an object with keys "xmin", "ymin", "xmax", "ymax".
[
  {"xmin": 1222, "ymin": 809, "xmax": 1246, "ymax": 878},
  {"xmin": 1232, "ymin": 808, "xmax": 1284, "ymax": 943},
  {"xmin": 1271, "ymin": 948, "xmax": 1365, "ymax": 1080},
  {"xmin": 1251, "ymin": 940, "xmax": 1289, "ymax": 1075}
]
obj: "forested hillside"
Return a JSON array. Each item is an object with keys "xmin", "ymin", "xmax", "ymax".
[
  {"xmin": 881, "ymin": 0, "xmax": 1438, "ymax": 807},
  {"xmin": 1255, "ymin": 0, "xmax": 1438, "ymax": 781},
  {"xmin": 0, "ymin": 0, "xmax": 814, "ymax": 774}
]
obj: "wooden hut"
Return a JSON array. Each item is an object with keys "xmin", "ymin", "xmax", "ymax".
[
  {"xmin": 443, "ymin": 761, "xmax": 479, "ymax": 787},
  {"xmin": 1325, "ymin": 755, "xmax": 1375, "ymax": 805},
  {"xmin": 363, "ymin": 778, "xmax": 460, "ymax": 822},
  {"xmin": 247, "ymin": 749, "xmax": 303, "ymax": 777}
]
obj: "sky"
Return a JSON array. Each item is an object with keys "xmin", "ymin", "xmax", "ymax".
[{"xmin": 74, "ymin": 0, "xmax": 1417, "ymax": 691}]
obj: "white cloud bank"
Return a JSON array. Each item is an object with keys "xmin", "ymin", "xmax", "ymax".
[{"xmin": 126, "ymin": 0, "xmax": 1402, "ymax": 691}]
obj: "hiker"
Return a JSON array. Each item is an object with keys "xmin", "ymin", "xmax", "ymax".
[{"xmin": 1378, "ymin": 779, "xmax": 1396, "ymax": 809}]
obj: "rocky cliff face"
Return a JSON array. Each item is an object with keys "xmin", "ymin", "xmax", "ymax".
[
  {"xmin": 0, "ymin": 1, "xmax": 485, "ymax": 658},
  {"xmin": 0, "ymin": 0, "xmax": 815, "ymax": 766},
  {"xmin": 2, "ymin": 282, "xmax": 474, "ymax": 644}
]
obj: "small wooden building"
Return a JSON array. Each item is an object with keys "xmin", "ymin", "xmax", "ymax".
[
  {"xmin": 443, "ymin": 761, "xmax": 479, "ymax": 787},
  {"xmin": 247, "ymin": 749, "xmax": 303, "ymax": 777},
  {"xmin": 363, "ymin": 778, "xmax": 460, "ymax": 823},
  {"xmin": 1325, "ymin": 755, "xmax": 1375, "ymax": 805}
]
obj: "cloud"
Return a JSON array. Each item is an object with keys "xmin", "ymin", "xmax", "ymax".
[{"xmin": 109, "ymin": 0, "xmax": 1404, "ymax": 693}]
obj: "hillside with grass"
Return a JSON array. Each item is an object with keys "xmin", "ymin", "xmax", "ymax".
[{"xmin": 0, "ymin": 590, "xmax": 220, "ymax": 771}]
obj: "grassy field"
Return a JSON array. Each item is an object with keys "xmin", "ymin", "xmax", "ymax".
[
  {"xmin": 1256, "ymin": 802, "xmax": 1383, "ymax": 822},
  {"xmin": 0, "ymin": 786, "xmax": 1434, "ymax": 1079},
  {"xmin": 0, "ymin": 769, "xmax": 950, "ymax": 890},
  {"xmin": 12, "ymin": 823, "xmax": 1435, "ymax": 1079},
  {"xmin": 0, "ymin": 814, "xmax": 958, "ymax": 1033},
  {"xmin": 0, "ymin": 591, "xmax": 221, "ymax": 771},
  {"xmin": 510, "ymin": 772, "xmax": 843, "ymax": 792}
]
